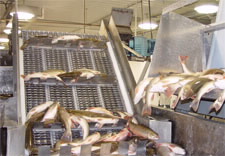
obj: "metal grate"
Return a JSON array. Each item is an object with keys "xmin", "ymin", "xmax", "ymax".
[
  {"xmin": 49, "ymin": 86, "xmax": 75, "ymax": 109},
  {"xmin": 25, "ymin": 84, "xmax": 46, "ymax": 113},
  {"xmin": 101, "ymin": 86, "xmax": 125, "ymax": 111},
  {"xmin": 76, "ymin": 86, "xmax": 101, "ymax": 110},
  {"xmin": 45, "ymin": 48, "xmax": 70, "ymax": 71},
  {"xmin": 70, "ymin": 50, "xmax": 93, "ymax": 70},
  {"xmin": 93, "ymin": 50, "xmax": 115, "ymax": 75},
  {"xmin": 23, "ymin": 47, "xmax": 44, "ymax": 75}
]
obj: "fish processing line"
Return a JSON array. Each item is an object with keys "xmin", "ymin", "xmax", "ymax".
[{"xmin": 4, "ymin": 15, "xmax": 163, "ymax": 156}]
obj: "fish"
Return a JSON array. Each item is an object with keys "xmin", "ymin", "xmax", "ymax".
[
  {"xmin": 165, "ymin": 76, "xmax": 196, "ymax": 97},
  {"xmin": 98, "ymin": 128, "xmax": 130, "ymax": 142},
  {"xmin": 70, "ymin": 115, "xmax": 89, "ymax": 140},
  {"xmin": 26, "ymin": 101, "xmax": 54, "ymax": 121},
  {"xmin": 51, "ymin": 35, "xmax": 81, "ymax": 44},
  {"xmin": 170, "ymin": 78, "xmax": 212, "ymax": 109},
  {"xmin": 190, "ymin": 81, "xmax": 217, "ymax": 112},
  {"xmin": 58, "ymin": 68, "xmax": 103, "ymax": 82},
  {"xmin": 133, "ymin": 77, "xmax": 153, "ymax": 104},
  {"xmin": 75, "ymin": 38, "xmax": 107, "ymax": 49},
  {"xmin": 149, "ymin": 75, "xmax": 191, "ymax": 93},
  {"xmin": 70, "ymin": 132, "xmax": 101, "ymax": 147},
  {"xmin": 21, "ymin": 69, "xmax": 66, "ymax": 85},
  {"xmin": 209, "ymin": 90, "xmax": 225, "ymax": 112},
  {"xmin": 157, "ymin": 146, "xmax": 175, "ymax": 156},
  {"xmin": 41, "ymin": 102, "xmax": 60, "ymax": 125},
  {"xmin": 25, "ymin": 112, "xmax": 45, "ymax": 151},
  {"xmin": 157, "ymin": 143, "xmax": 186, "ymax": 155},
  {"xmin": 201, "ymin": 68, "xmax": 224, "ymax": 75},
  {"xmin": 127, "ymin": 121, "xmax": 159, "ymax": 140},
  {"xmin": 114, "ymin": 111, "xmax": 138, "ymax": 124},
  {"xmin": 68, "ymin": 109, "xmax": 119, "ymax": 128},
  {"xmin": 59, "ymin": 107, "xmax": 73, "ymax": 142},
  {"xmin": 178, "ymin": 56, "xmax": 194, "ymax": 74},
  {"xmin": 53, "ymin": 140, "xmax": 70, "ymax": 152},
  {"xmin": 85, "ymin": 107, "xmax": 114, "ymax": 116}
]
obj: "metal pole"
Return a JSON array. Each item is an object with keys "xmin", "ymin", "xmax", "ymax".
[{"xmin": 83, "ymin": 0, "xmax": 86, "ymax": 33}]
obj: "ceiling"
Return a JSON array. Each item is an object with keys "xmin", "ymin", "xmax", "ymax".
[{"xmin": 0, "ymin": 0, "xmax": 220, "ymax": 38}]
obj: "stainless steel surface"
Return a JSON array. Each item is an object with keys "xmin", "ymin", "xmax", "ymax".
[
  {"xmin": 137, "ymin": 61, "xmax": 150, "ymax": 83},
  {"xmin": 162, "ymin": 0, "xmax": 198, "ymax": 14},
  {"xmin": 149, "ymin": 12, "xmax": 204, "ymax": 76},
  {"xmin": 118, "ymin": 141, "xmax": 129, "ymax": 155},
  {"xmin": 207, "ymin": 0, "xmax": 225, "ymax": 69},
  {"xmin": 202, "ymin": 21, "xmax": 225, "ymax": 33},
  {"xmin": 7, "ymin": 126, "xmax": 25, "ymax": 156},
  {"xmin": 152, "ymin": 107, "xmax": 225, "ymax": 156},
  {"xmin": 38, "ymin": 146, "xmax": 51, "ymax": 156},
  {"xmin": 80, "ymin": 144, "xmax": 91, "ymax": 156},
  {"xmin": 111, "ymin": 8, "xmax": 133, "ymax": 27},
  {"xmin": 0, "ymin": 66, "xmax": 13, "ymax": 94},
  {"xmin": 60, "ymin": 146, "xmax": 71, "ymax": 156}
]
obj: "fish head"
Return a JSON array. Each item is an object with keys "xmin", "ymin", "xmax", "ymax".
[{"xmin": 148, "ymin": 131, "xmax": 159, "ymax": 141}]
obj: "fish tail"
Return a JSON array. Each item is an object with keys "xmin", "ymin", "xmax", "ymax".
[
  {"xmin": 141, "ymin": 103, "xmax": 152, "ymax": 116},
  {"xmin": 209, "ymin": 101, "xmax": 223, "ymax": 112},
  {"xmin": 61, "ymin": 130, "xmax": 72, "ymax": 142},
  {"xmin": 179, "ymin": 56, "xmax": 189, "ymax": 64},
  {"xmin": 190, "ymin": 99, "xmax": 200, "ymax": 112}
]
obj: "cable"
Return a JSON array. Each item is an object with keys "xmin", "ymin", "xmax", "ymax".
[{"xmin": 148, "ymin": 0, "xmax": 153, "ymax": 39}]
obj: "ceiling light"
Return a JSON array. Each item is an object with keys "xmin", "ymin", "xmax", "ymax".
[
  {"xmin": 4, "ymin": 28, "xmax": 21, "ymax": 35},
  {"xmin": 0, "ymin": 45, "xmax": 5, "ymax": 50},
  {"xmin": 138, "ymin": 22, "xmax": 158, "ymax": 30},
  {"xmin": 10, "ymin": 11, "xmax": 34, "ymax": 20},
  {"xmin": 194, "ymin": 4, "xmax": 218, "ymax": 14},
  {"xmin": 0, "ymin": 38, "xmax": 9, "ymax": 43}
]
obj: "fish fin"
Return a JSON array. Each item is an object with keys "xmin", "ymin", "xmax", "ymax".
[
  {"xmin": 190, "ymin": 99, "xmax": 200, "ymax": 112},
  {"xmin": 179, "ymin": 56, "xmax": 189, "ymax": 64},
  {"xmin": 141, "ymin": 104, "xmax": 152, "ymax": 116},
  {"xmin": 61, "ymin": 130, "xmax": 72, "ymax": 142}
]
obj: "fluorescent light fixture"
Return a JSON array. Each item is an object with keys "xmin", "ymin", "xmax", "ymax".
[
  {"xmin": 138, "ymin": 22, "xmax": 158, "ymax": 30},
  {"xmin": 0, "ymin": 38, "xmax": 9, "ymax": 43},
  {"xmin": 10, "ymin": 11, "xmax": 34, "ymax": 20},
  {"xmin": 4, "ymin": 28, "xmax": 21, "ymax": 34},
  {"xmin": 194, "ymin": 4, "xmax": 218, "ymax": 14},
  {"xmin": 0, "ymin": 45, "xmax": 5, "ymax": 50}
]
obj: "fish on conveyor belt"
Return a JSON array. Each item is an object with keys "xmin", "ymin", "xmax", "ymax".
[
  {"xmin": 157, "ymin": 143, "xmax": 186, "ymax": 155},
  {"xmin": 26, "ymin": 101, "xmax": 54, "ymax": 121},
  {"xmin": 171, "ymin": 78, "xmax": 212, "ymax": 109},
  {"xmin": 98, "ymin": 128, "xmax": 130, "ymax": 142},
  {"xmin": 41, "ymin": 102, "xmax": 60, "ymax": 125},
  {"xmin": 133, "ymin": 77, "xmax": 153, "ymax": 104},
  {"xmin": 68, "ymin": 109, "xmax": 120, "ymax": 128},
  {"xmin": 201, "ymin": 68, "xmax": 224, "ymax": 76},
  {"xmin": 71, "ymin": 115, "xmax": 89, "ymax": 140},
  {"xmin": 58, "ymin": 68, "xmax": 105, "ymax": 82},
  {"xmin": 127, "ymin": 121, "xmax": 159, "ymax": 141},
  {"xmin": 59, "ymin": 107, "xmax": 73, "ymax": 142},
  {"xmin": 51, "ymin": 35, "xmax": 81, "ymax": 44},
  {"xmin": 25, "ymin": 112, "xmax": 46, "ymax": 151},
  {"xmin": 210, "ymin": 90, "xmax": 225, "ymax": 112},
  {"xmin": 21, "ymin": 69, "xmax": 66, "ymax": 85},
  {"xmin": 70, "ymin": 132, "xmax": 101, "ymax": 147},
  {"xmin": 149, "ymin": 75, "xmax": 192, "ymax": 93},
  {"xmin": 85, "ymin": 107, "xmax": 114, "ymax": 116},
  {"xmin": 190, "ymin": 81, "xmax": 217, "ymax": 112},
  {"xmin": 165, "ymin": 76, "xmax": 196, "ymax": 97}
]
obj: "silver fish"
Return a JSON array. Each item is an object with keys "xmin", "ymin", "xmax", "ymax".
[
  {"xmin": 59, "ymin": 107, "xmax": 73, "ymax": 142},
  {"xmin": 99, "ymin": 128, "xmax": 130, "ymax": 142},
  {"xmin": 210, "ymin": 90, "xmax": 225, "ymax": 112},
  {"xmin": 133, "ymin": 77, "xmax": 153, "ymax": 104},
  {"xmin": 26, "ymin": 101, "xmax": 54, "ymax": 121},
  {"xmin": 70, "ymin": 132, "xmax": 101, "ymax": 147},
  {"xmin": 71, "ymin": 115, "xmax": 89, "ymax": 140},
  {"xmin": 157, "ymin": 143, "xmax": 186, "ymax": 155},
  {"xmin": 41, "ymin": 102, "xmax": 60, "ymax": 124},
  {"xmin": 85, "ymin": 107, "xmax": 113, "ymax": 116},
  {"xmin": 178, "ymin": 56, "xmax": 194, "ymax": 74},
  {"xmin": 190, "ymin": 81, "xmax": 217, "ymax": 112},
  {"xmin": 51, "ymin": 35, "xmax": 81, "ymax": 44}
]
